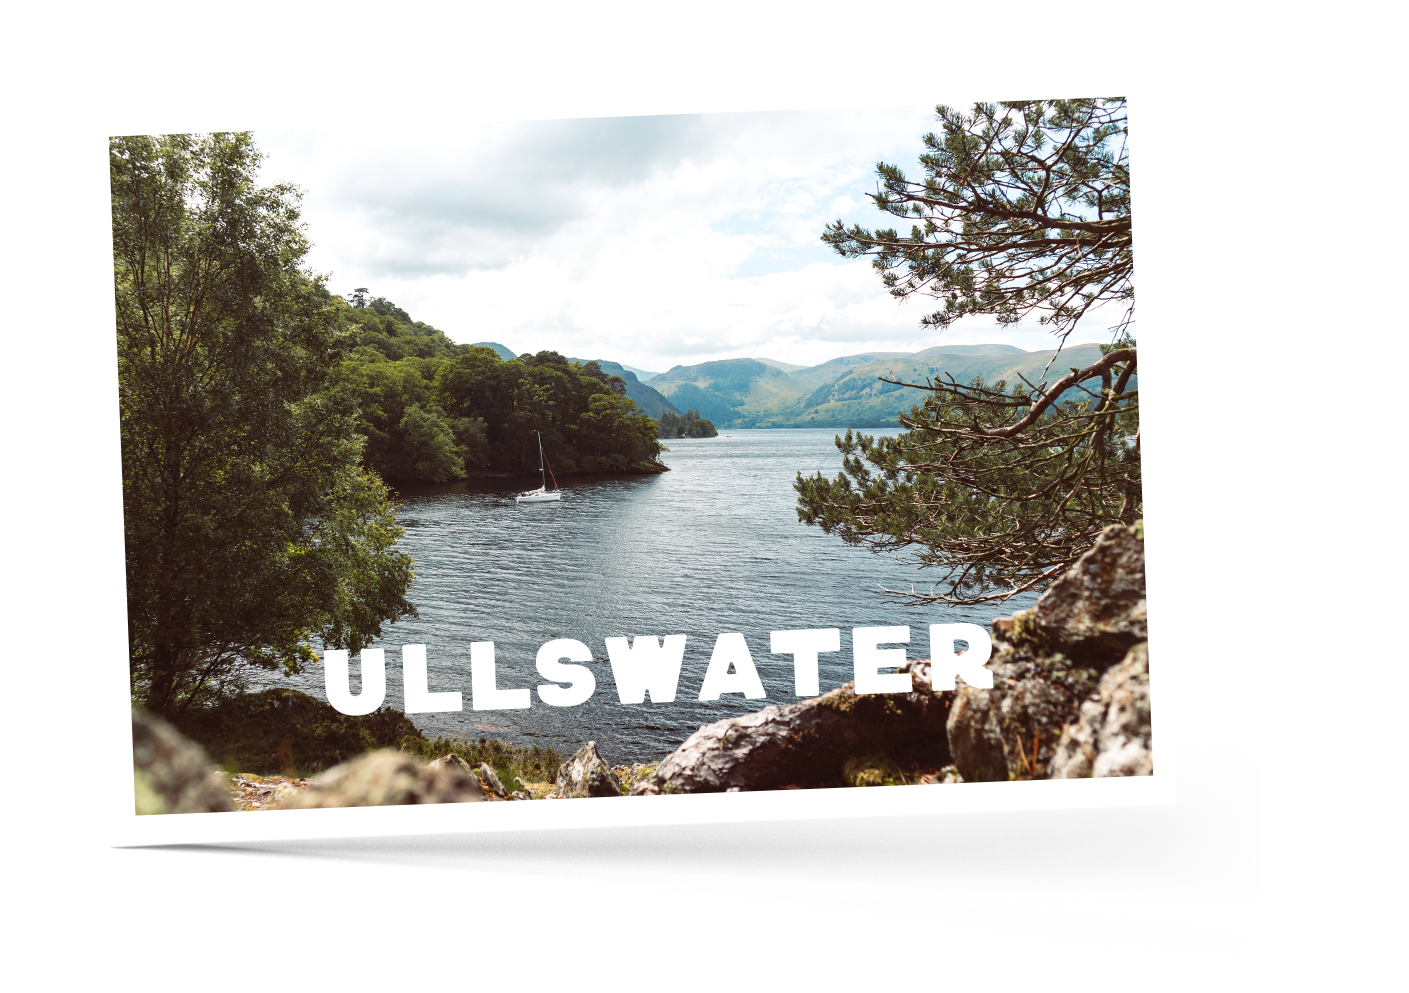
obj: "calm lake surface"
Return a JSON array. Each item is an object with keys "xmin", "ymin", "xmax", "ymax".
[{"xmin": 268, "ymin": 428, "xmax": 1036, "ymax": 764}]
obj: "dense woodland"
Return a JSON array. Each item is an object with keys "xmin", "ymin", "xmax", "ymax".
[
  {"xmin": 329, "ymin": 293, "xmax": 665, "ymax": 483},
  {"xmin": 657, "ymin": 407, "xmax": 718, "ymax": 438}
]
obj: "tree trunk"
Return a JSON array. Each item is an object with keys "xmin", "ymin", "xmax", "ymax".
[{"xmin": 146, "ymin": 643, "xmax": 177, "ymax": 717}]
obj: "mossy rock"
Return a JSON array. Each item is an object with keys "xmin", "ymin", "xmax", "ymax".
[{"xmin": 841, "ymin": 751, "xmax": 905, "ymax": 788}]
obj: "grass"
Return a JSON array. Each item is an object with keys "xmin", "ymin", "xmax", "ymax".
[{"xmin": 170, "ymin": 688, "xmax": 564, "ymax": 790}]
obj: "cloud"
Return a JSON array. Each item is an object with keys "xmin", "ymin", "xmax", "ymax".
[{"xmin": 257, "ymin": 104, "xmax": 1130, "ymax": 370}]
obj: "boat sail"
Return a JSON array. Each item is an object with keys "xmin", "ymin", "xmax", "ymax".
[{"xmin": 516, "ymin": 431, "xmax": 562, "ymax": 503}]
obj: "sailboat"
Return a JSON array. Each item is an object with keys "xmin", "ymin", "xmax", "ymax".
[{"xmin": 515, "ymin": 431, "xmax": 562, "ymax": 503}]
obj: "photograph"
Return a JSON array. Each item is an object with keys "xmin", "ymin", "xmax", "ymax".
[{"xmin": 115, "ymin": 99, "xmax": 1150, "ymax": 818}]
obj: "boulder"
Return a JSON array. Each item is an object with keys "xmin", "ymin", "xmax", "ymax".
[
  {"xmin": 555, "ymin": 741, "xmax": 623, "ymax": 798},
  {"xmin": 946, "ymin": 521, "xmax": 1151, "ymax": 782},
  {"xmin": 132, "ymin": 709, "xmax": 234, "ymax": 814},
  {"xmin": 650, "ymin": 660, "xmax": 949, "ymax": 793},
  {"xmin": 1049, "ymin": 643, "xmax": 1152, "ymax": 778},
  {"xmin": 475, "ymin": 762, "xmax": 508, "ymax": 797},
  {"xmin": 428, "ymin": 753, "xmax": 476, "ymax": 777},
  {"xmin": 268, "ymin": 749, "xmax": 487, "ymax": 808}
]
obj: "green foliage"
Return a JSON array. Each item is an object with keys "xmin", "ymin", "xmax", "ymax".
[
  {"xmin": 332, "ymin": 335, "xmax": 666, "ymax": 482},
  {"xmin": 170, "ymin": 689, "xmax": 424, "ymax": 776},
  {"xmin": 842, "ymin": 752, "xmax": 906, "ymax": 787},
  {"xmin": 171, "ymin": 687, "xmax": 564, "ymax": 786},
  {"xmin": 400, "ymin": 735, "xmax": 565, "ymax": 791},
  {"xmin": 799, "ymin": 99, "xmax": 1140, "ymax": 604},
  {"xmin": 432, "ymin": 346, "xmax": 667, "ymax": 477},
  {"xmin": 795, "ymin": 343, "xmax": 1139, "ymax": 604},
  {"xmin": 657, "ymin": 407, "xmax": 718, "ymax": 438},
  {"xmin": 336, "ymin": 294, "xmax": 470, "ymax": 360},
  {"xmin": 112, "ymin": 133, "xmax": 417, "ymax": 717},
  {"xmin": 823, "ymin": 98, "xmax": 1132, "ymax": 347}
]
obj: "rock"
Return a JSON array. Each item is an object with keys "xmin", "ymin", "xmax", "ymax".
[
  {"xmin": 555, "ymin": 741, "xmax": 623, "ymax": 798},
  {"xmin": 475, "ymin": 762, "xmax": 507, "ymax": 796},
  {"xmin": 228, "ymin": 772, "xmax": 313, "ymax": 810},
  {"xmin": 268, "ymin": 749, "xmax": 487, "ymax": 808},
  {"xmin": 132, "ymin": 709, "xmax": 234, "ymax": 814},
  {"xmin": 947, "ymin": 521, "xmax": 1150, "ymax": 782},
  {"xmin": 428, "ymin": 753, "xmax": 476, "ymax": 777},
  {"xmin": 649, "ymin": 660, "xmax": 949, "ymax": 793},
  {"xmin": 1049, "ymin": 643, "xmax": 1152, "ymax": 778},
  {"xmin": 947, "ymin": 674, "xmax": 1078, "ymax": 783},
  {"xmin": 627, "ymin": 780, "xmax": 660, "ymax": 796},
  {"xmin": 992, "ymin": 520, "xmax": 1147, "ymax": 666}
]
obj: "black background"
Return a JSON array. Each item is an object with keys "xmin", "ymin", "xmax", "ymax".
[{"xmin": 107, "ymin": 726, "xmax": 1256, "ymax": 974}]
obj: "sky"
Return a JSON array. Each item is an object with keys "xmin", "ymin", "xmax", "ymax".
[{"xmin": 258, "ymin": 107, "xmax": 1126, "ymax": 374}]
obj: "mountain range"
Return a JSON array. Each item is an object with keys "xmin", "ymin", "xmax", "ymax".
[{"xmin": 470, "ymin": 340, "xmax": 1125, "ymax": 429}]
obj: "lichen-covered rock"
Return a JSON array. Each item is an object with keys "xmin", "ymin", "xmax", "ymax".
[
  {"xmin": 947, "ymin": 521, "xmax": 1151, "ymax": 782},
  {"xmin": 268, "ymin": 749, "xmax": 487, "ymax": 808},
  {"xmin": 1049, "ymin": 643, "xmax": 1152, "ymax": 778},
  {"xmin": 649, "ymin": 660, "xmax": 949, "ymax": 793},
  {"xmin": 132, "ymin": 709, "xmax": 234, "ymax": 814},
  {"xmin": 1000, "ymin": 519, "xmax": 1148, "ymax": 665},
  {"xmin": 556, "ymin": 741, "xmax": 623, "ymax": 798},
  {"xmin": 947, "ymin": 676, "xmax": 1074, "ymax": 783}
]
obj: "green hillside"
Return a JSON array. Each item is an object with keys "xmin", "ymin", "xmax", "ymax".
[
  {"xmin": 649, "ymin": 343, "xmax": 1131, "ymax": 428},
  {"xmin": 564, "ymin": 356, "xmax": 677, "ymax": 418},
  {"xmin": 784, "ymin": 351, "xmax": 910, "ymax": 390},
  {"xmin": 754, "ymin": 358, "xmax": 811, "ymax": 374},
  {"xmin": 470, "ymin": 341, "xmax": 518, "ymax": 361}
]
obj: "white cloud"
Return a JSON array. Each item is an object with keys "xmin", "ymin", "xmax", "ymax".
[{"xmin": 258, "ymin": 106, "xmax": 1129, "ymax": 371}]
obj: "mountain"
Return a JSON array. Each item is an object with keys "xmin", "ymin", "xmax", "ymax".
[
  {"xmin": 470, "ymin": 341, "xmax": 517, "ymax": 361},
  {"xmin": 466, "ymin": 340, "xmax": 1125, "ymax": 429},
  {"xmin": 622, "ymin": 364, "xmax": 662, "ymax": 381},
  {"xmin": 648, "ymin": 344, "xmax": 1129, "ymax": 428},
  {"xmin": 782, "ymin": 351, "xmax": 910, "ymax": 390},
  {"xmin": 651, "ymin": 358, "xmax": 814, "ymax": 425},
  {"xmin": 565, "ymin": 356, "xmax": 678, "ymax": 419},
  {"xmin": 754, "ymin": 358, "xmax": 810, "ymax": 374}
]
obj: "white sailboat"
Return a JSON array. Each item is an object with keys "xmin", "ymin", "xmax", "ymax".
[{"xmin": 515, "ymin": 431, "xmax": 562, "ymax": 504}]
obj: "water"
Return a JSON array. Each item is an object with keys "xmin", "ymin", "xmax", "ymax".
[{"xmin": 269, "ymin": 428, "xmax": 1035, "ymax": 763}]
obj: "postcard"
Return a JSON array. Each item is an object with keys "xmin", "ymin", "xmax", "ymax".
[{"xmin": 112, "ymin": 99, "xmax": 1169, "ymax": 844}]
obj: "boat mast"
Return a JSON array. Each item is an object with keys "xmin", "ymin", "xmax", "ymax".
[{"xmin": 537, "ymin": 431, "xmax": 546, "ymax": 489}]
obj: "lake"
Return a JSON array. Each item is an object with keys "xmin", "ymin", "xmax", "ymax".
[{"xmin": 266, "ymin": 428, "xmax": 1036, "ymax": 764}]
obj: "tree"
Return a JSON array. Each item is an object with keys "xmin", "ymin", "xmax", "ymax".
[
  {"xmin": 348, "ymin": 287, "xmax": 369, "ymax": 308},
  {"xmin": 658, "ymin": 407, "xmax": 718, "ymax": 438},
  {"xmin": 112, "ymin": 133, "xmax": 417, "ymax": 716},
  {"xmin": 797, "ymin": 99, "xmax": 1139, "ymax": 605},
  {"xmin": 822, "ymin": 99, "xmax": 1132, "ymax": 350}
]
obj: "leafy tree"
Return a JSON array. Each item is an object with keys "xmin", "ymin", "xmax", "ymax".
[
  {"xmin": 112, "ymin": 133, "xmax": 416, "ymax": 716},
  {"xmin": 337, "ymin": 295, "xmax": 468, "ymax": 360},
  {"xmin": 798, "ymin": 99, "xmax": 1139, "ymax": 605},
  {"xmin": 396, "ymin": 404, "xmax": 465, "ymax": 483},
  {"xmin": 433, "ymin": 346, "xmax": 665, "ymax": 475},
  {"xmin": 347, "ymin": 287, "xmax": 369, "ymax": 308},
  {"xmin": 658, "ymin": 407, "xmax": 718, "ymax": 438}
]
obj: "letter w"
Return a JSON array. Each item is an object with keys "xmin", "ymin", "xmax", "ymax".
[{"xmin": 604, "ymin": 635, "xmax": 687, "ymax": 704}]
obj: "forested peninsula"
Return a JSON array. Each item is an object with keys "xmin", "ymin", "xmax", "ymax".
[{"xmin": 330, "ymin": 293, "xmax": 666, "ymax": 483}]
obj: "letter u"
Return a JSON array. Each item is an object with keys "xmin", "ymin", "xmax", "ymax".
[{"xmin": 324, "ymin": 648, "xmax": 387, "ymax": 716}]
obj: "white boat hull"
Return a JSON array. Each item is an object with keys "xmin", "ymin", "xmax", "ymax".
[{"xmin": 516, "ymin": 488, "xmax": 561, "ymax": 503}]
